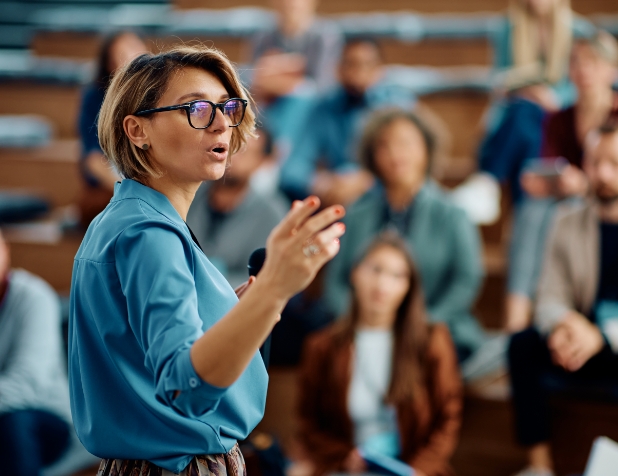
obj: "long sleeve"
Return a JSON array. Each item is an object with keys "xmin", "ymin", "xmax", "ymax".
[
  {"xmin": 427, "ymin": 207, "xmax": 485, "ymax": 350},
  {"xmin": 115, "ymin": 222, "xmax": 230, "ymax": 419},
  {"xmin": 408, "ymin": 325, "xmax": 463, "ymax": 476},
  {"xmin": 297, "ymin": 334, "xmax": 353, "ymax": 470},
  {"xmin": 279, "ymin": 104, "xmax": 323, "ymax": 200},
  {"xmin": 535, "ymin": 212, "xmax": 578, "ymax": 333},
  {"xmin": 0, "ymin": 275, "xmax": 66, "ymax": 417}
]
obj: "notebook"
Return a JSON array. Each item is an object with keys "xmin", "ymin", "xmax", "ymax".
[{"xmin": 584, "ymin": 437, "xmax": 618, "ymax": 476}]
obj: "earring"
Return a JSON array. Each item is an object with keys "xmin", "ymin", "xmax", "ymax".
[{"xmin": 141, "ymin": 144, "xmax": 149, "ymax": 151}]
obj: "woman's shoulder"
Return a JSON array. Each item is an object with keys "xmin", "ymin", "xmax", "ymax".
[
  {"xmin": 79, "ymin": 197, "xmax": 192, "ymax": 264},
  {"xmin": 419, "ymin": 182, "xmax": 471, "ymax": 221}
]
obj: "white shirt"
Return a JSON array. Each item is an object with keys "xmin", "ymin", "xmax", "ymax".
[{"xmin": 347, "ymin": 328, "xmax": 399, "ymax": 455}]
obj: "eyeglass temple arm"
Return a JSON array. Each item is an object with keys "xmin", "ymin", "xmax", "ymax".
[{"xmin": 134, "ymin": 104, "xmax": 187, "ymax": 116}]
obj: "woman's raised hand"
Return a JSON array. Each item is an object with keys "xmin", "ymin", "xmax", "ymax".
[{"xmin": 258, "ymin": 196, "xmax": 345, "ymax": 301}]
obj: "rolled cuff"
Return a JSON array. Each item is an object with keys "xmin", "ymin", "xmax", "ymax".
[{"xmin": 157, "ymin": 347, "xmax": 229, "ymax": 419}]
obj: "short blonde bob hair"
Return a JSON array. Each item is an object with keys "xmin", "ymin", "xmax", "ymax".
[{"xmin": 98, "ymin": 45, "xmax": 256, "ymax": 181}]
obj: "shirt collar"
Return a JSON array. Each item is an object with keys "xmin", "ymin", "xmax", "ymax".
[{"xmin": 111, "ymin": 179, "xmax": 186, "ymax": 228}]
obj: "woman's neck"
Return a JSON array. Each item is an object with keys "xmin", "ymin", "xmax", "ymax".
[
  {"xmin": 385, "ymin": 180, "xmax": 422, "ymax": 211},
  {"xmin": 357, "ymin": 310, "xmax": 396, "ymax": 330},
  {"xmin": 280, "ymin": 15, "xmax": 313, "ymax": 39},
  {"xmin": 143, "ymin": 175, "xmax": 200, "ymax": 221}
]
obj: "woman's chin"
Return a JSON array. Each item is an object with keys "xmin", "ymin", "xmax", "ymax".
[{"xmin": 200, "ymin": 163, "xmax": 227, "ymax": 182}]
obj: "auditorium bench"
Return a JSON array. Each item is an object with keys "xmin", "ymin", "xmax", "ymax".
[{"xmin": 0, "ymin": 139, "xmax": 81, "ymax": 207}]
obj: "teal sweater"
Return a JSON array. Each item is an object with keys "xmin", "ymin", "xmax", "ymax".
[{"xmin": 326, "ymin": 182, "xmax": 486, "ymax": 353}]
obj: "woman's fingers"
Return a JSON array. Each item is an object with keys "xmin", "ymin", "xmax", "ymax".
[
  {"xmin": 296, "ymin": 204, "xmax": 345, "ymax": 242},
  {"xmin": 275, "ymin": 196, "xmax": 321, "ymax": 238},
  {"xmin": 307, "ymin": 222, "xmax": 345, "ymax": 265}
]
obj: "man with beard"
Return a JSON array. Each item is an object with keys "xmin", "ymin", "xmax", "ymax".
[{"xmin": 508, "ymin": 121, "xmax": 618, "ymax": 476}]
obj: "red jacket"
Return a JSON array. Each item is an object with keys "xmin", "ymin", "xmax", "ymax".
[{"xmin": 297, "ymin": 323, "xmax": 463, "ymax": 476}]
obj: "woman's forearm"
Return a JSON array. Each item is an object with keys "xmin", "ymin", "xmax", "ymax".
[{"xmin": 189, "ymin": 277, "xmax": 286, "ymax": 388}]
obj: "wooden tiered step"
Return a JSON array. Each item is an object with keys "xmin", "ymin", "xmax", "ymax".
[
  {"xmin": 7, "ymin": 231, "xmax": 81, "ymax": 293},
  {"xmin": 0, "ymin": 84, "xmax": 81, "ymax": 138},
  {"xmin": 0, "ymin": 139, "xmax": 81, "ymax": 207}
]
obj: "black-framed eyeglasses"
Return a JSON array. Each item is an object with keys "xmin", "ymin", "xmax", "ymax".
[{"xmin": 134, "ymin": 98, "xmax": 248, "ymax": 130}]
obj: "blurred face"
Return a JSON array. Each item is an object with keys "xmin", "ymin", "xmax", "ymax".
[
  {"xmin": 271, "ymin": 0, "xmax": 317, "ymax": 32},
  {"xmin": 351, "ymin": 245, "xmax": 411, "ymax": 327},
  {"xmin": 0, "ymin": 233, "xmax": 9, "ymax": 281},
  {"xmin": 524, "ymin": 0, "xmax": 559, "ymax": 18},
  {"xmin": 108, "ymin": 33, "xmax": 148, "ymax": 73},
  {"xmin": 570, "ymin": 42, "xmax": 617, "ymax": 96},
  {"xmin": 130, "ymin": 67, "xmax": 235, "ymax": 185},
  {"xmin": 225, "ymin": 134, "xmax": 268, "ymax": 183},
  {"xmin": 339, "ymin": 41, "xmax": 383, "ymax": 95},
  {"xmin": 585, "ymin": 132, "xmax": 618, "ymax": 204},
  {"xmin": 373, "ymin": 118, "xmax": 429, "ymax": 190}
]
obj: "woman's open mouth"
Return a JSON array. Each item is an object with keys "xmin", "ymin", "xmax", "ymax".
[{"xmin": 208, "ymin": 143, "xmax": 229, "ymax": 161}]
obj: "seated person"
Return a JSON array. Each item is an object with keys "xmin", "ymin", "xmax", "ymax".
[
  {"xmin": 326, "ymin": 109, "xmax": 487, "ymax": 364},
  {"xmin": 0, "ymin": 231, "xmax": 72, "ymax": 474},
  {"xmin": 250, "ymin": 0, "xmax": 343, "ymax": 173},
  {"xmin": 251, "ymin": 0, "xmax": 342, "ymax": 95},
  {"xmin": 78, "ymin": 31, "xmax": 148, "ymax": 227},
  {"xmin": 297, "ymin": 233, "xmax": 462, "ymax": 476},
  {"xmin": 478, "ymin": 0, "xmax": 593, "ymax": 204},
  {"xmin": 509, "ymin": 122, "xmax": 618, "ymax": 476},
  {"xmin": 186, "ymin": 127, "xmax": 288, "ymax": 288},
  {"xmin": 507, "ymin": 31, "xmax": 618, "ymax": 331},
  {"xmin": 280, "ymin": 37, "xmax": 416, "ymax": 205}
]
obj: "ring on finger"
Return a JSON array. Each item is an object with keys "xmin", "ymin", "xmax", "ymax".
[{"xmin": 302, "ymin": 242, "xmax": 321, "ymax": 258}]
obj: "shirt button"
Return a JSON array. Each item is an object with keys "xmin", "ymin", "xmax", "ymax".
[{"xmin": 189, "ymin": 378, "xmax": 199, "ymax": 388}]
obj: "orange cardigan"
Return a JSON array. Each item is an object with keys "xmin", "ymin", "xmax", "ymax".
[{"xmin": 297, "ymin": 323, "xmax": 463, "ymax": 476}]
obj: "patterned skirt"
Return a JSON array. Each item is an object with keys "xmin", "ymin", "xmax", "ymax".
[{"xmin": 97, "ymin": 443, "xmax": 246, "ymax": 476}]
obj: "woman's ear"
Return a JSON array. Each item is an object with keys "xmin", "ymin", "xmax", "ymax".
[{"xmin": 123, "ymin": 115, "xmax": 150, "ymax": 149}]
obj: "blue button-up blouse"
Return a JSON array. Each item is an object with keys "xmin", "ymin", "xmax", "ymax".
[{"xmin": 68, "ymin": 179, "xmax": 268, "ymax": 473}]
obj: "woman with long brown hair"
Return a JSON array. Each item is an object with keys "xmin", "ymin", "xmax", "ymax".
[{"xmin": 297, "ymin": 233, "xmax": 462, "ymax": 476}]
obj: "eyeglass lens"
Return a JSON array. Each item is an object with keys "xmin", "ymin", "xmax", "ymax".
[{"xmin": 188, "ymin": 100, "xmax": 244, "ymax": 128}]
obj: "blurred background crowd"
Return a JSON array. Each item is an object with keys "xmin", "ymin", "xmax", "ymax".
[{"xmin": 1, "ymin": 0, "xmax": 618, "ymax": 475}]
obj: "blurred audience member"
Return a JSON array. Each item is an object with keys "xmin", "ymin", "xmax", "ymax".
[
  {"xmin": 478, "ymin": 0, "xmax": 593, "ymax": 204},
  {"xmin": 507, "ymin": 31, "xmax": 618, "ymax": 331},
  {"xmin": 250, "ymin": 0, "xmax": 343, "ymax": 171},
  {"xmin": 280, "ymin": 37, "xmax": 415, "ymax": 205},
  {"xmin": 326, "ymin": 109, "xmax": 487, "ymax": 365},
  {"xmin": 187, "ymin": 128, "xmax": 288, "ymax": 288},
  {"xmin": 78, "ymin": 31, "xmax": 148, "ymax": 227},
  {"xmin": 509, "ymin": 123, "xmax": 618, "ymax": 476},
  {"xmin": 297, "ymin": 233, "xmax": 462, "ymax": 476},
  {"xmin": 251, "ymin": 0, "xmax": 342, "ymax": 96},
  {"xmin": 0, "ymin": 231, "xmax": 72, "ymax": 475}
]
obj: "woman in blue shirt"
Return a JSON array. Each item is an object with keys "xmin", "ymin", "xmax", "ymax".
[{"xmin": 69, "ymin": 45, "xmax": 346, "ymax": 476}]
